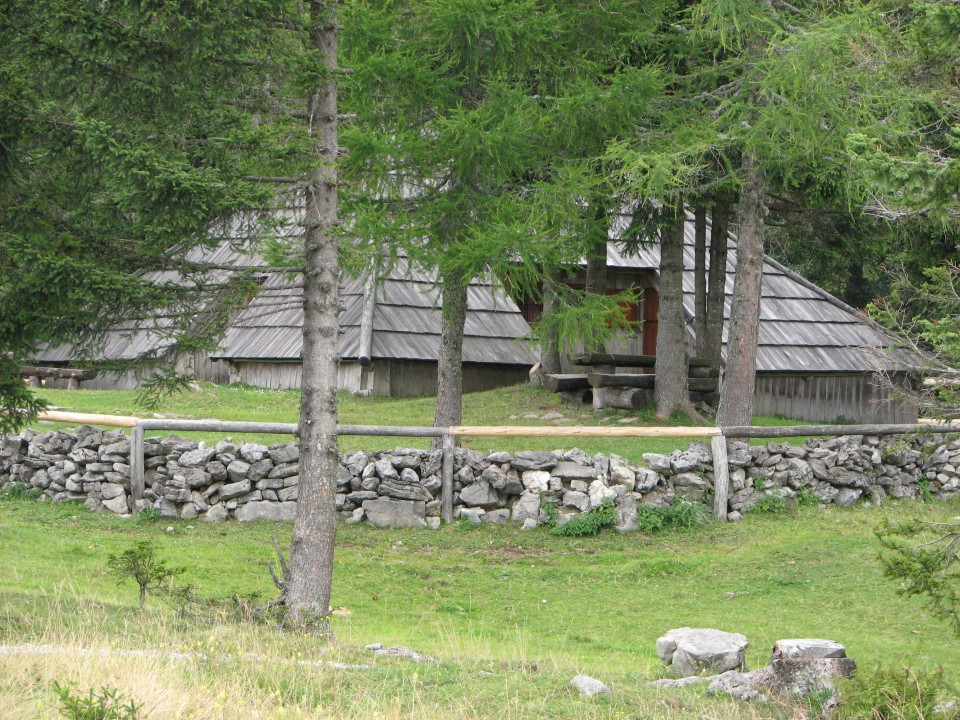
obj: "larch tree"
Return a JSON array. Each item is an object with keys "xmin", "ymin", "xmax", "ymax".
[
  {"xmin": 0, "ymin": 0, "xmax": 346, "ymax": 630},
  {"xmin": 340, "ymin": 0, "xmax": 664, "ymax": 432}
]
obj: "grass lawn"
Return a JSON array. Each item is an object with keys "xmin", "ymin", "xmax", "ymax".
[
  {"xmin": 2, "ymin": 492, "xmax": 960, "ymax": 719},
  {"xmin": 30, "ymin": 383, "xmax": 814, "ymax": 463}
]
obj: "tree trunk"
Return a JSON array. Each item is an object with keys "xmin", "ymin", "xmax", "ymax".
[
  {"xmin": 540, "ymin": 273, "xmax": 562, "ymax": 374},
  {"xmin": 703, "ymin": 199, "xmax": 730, "ymax": 371},
  {"xmin": 717, "ymin": 153, "xmax": 767, "ymax": 427},
  {"xmin": 432, "ymin": 270, "xmax": 468, "ymax": 447},
  {"xmin": 286, "ymin": 0, "xmax": 339, "ymax": 633},
  {"xmin": 694, "ymin": 206, "xmax": 708, "ymax": 358},
  {"xmin": 654, "ymin": 206, "xmax": 695, "ymax": 419}
]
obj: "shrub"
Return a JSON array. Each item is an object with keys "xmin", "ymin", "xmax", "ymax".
[
  {"xmin": 106, "ymin": 541, "xmax": 184, "ymax": 609},
  {"xmin": 635, "ymin": 498, "xmax": 708, "ymax": 533},
  {"xmin": 753, "ymin": 492, "xmax": 788, "ymax": 514},
  {"xmin": 552, "ymin": 500, "xmax": 617, "ymax": 537},
  {"xmin": 833, "ymin": 666, "xmax": 950, "ymax": 720},
  {"xmin": 53, "ymin": 682, "xmax": 141, "ymax": 720},
  {"xmin": 0, "ymin": 482, "xmax": 41, "ymax": 501}
]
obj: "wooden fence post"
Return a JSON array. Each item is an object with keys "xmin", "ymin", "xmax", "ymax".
[
  {"xmin": 441, "ymin": 432, "xmax": 455, "ymax": 523},
  {"xmin": 711, "ymin": 434, "xmax": 729, "ymax": 521},
  {"xmin": 130, "ymin": 424, "xmax": 145, "ymax": 510}
]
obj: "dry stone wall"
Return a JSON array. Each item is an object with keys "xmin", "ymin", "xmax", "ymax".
[{"xmin": 2, "ymin": 425, "xmax": 959, "ymax": 528}]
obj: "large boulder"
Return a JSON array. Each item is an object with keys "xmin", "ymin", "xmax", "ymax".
[
  {"xmin": 656, "ymin": 628, "xmax": 749, "ymax": 677},
  {"xmin": 767, "ymin": 639, "xmax": 856, "ymax": 696},
  {"xmin": 362, "ymin": 498, "xmax": 427, "ymax": 529},
  {"xmin": 234, "ymin": 500, "xmax": 297, "ymax": 522}
]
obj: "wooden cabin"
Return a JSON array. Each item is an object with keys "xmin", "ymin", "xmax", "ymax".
[{"xmin": 528, "ymin": 215, "xmax": 919, "ymax": 424}]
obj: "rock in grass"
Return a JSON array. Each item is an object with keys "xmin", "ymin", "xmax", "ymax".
[
  {"xmin": 571, "ymin": 675, "xmax": 611, "ymax": 697},
  {"xmin": 373, "ymin": 645, "xmax": 436, "ymax": 663},
  {"xmin": 656, "ymin": 627, "xmax": 749, "ymax": 677}
]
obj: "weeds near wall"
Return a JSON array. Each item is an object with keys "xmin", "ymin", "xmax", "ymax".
[{"xmin": 107, "ymin": 541, "xmax": 184, "ymax": 610}]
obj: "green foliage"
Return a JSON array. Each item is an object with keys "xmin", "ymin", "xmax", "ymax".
[
  {"xmin": 52, "ymin": 682, "xmax": 141, "ymax": 720},
  {"xmin": 135, "ymin": 507, "xmax": 160, "ymax": 525},
  {"xmin": 106, "ymin": 541, "xmax": 185, "ymax": 610},
  {"xmin": 876, "ymin": 517, "xmax": 960, "ymax": 637},
  {"xmin": 635, "ymin": 498, "xmax": 709, "ymax": 533},
  {"xmin": 797, "ymin": 487, "xmax": 818, "ymax": 507},
  {"xmin": 833, "ymin": 666, "xmax": 949, "ymax": 720},
  {"xmin": 552, "ymin": 500, "xmax": 617, "ymax": 537},
  {"xmin": 753, "ymin": 493, "xmax": 788, "ymax": 515},
  {"xmin": 0, "ymin": 482, "xmax": 42, "ymax": 501}
]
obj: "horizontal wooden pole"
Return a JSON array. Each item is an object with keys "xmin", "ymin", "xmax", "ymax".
[
  {"xmin": 450, "ymin": 425, "xmax": 721, "ymax": 438},
  {"xmin": 723, "ymin": 423, "xmax": 960, "ymax": 438},
  {"xmin": 139, "ymin": 419, "xmax": 299, "ymax": 434},
  {"xmin": 338, "ymin": 424, "xmax": 445, "ymax": 437},
  {"xmin": 587, "ymin": 373, "xmax": 718, "ymax": 392},
  {"xmin": 22, "ymin": 365, "xmax": 97, "ymax": 380},
  {"xmin": 572, "ymin": 352, "xmax": 710, "ymax": 368},
  {"xmin": 37, "ymin": 411, "xmax": 139, "ymax": 428},
  {"xmin": 544, "ymin": 374, "xmax": 589, "ymax": 393}
]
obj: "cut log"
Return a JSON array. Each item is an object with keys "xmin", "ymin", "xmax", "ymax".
[
  {"xmin": 544, "ymin": 374, "xmax": 590, "ymax": 393},
  {"xmin": 20, "ymin": 365, "xmax": 97, "ymax": 381},
  {"xmin": 571, "ymin": 352, "xmax": 710, "ymax": 368},
  {"xmin": 557, "ymin": 389, "xmax": 593, "ymax": 404},
  {"xmin": 593, "ymin": 387, "xmax": 653, "ymax": 411},
  {"xmin": 588, "ymin": 373, "xmax": 718, "ymax": 392},
  {"xmin": 688, "ymin": 366, "xmax": 720, "ymax": 379}
]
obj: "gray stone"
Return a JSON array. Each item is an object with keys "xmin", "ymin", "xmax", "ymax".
[
  {"xmin": 486, "ymin": 452, "xmax": 512, "ymax": 464},
  {"xmin": 521, "ymin": 470, "xmax": 550, "ymax": 492},
  {"xmin": 834, "ymin": 488, "xmax": 862, "ymax": 506},
  {"xmin": 562, "ymin": 490, "xmax": 590, "ymax": 512},
  {"xmin": 671, "ymin": 451, "xmax": 702, "ymax": 473},
  {"xmin": 570, "ymin": 675, "xmax": 610, "ymax": 697},
  {"xmin": 643, "ymin": 453, "xmax": 672, "ymax": 473},
  {"xmin": 611, "ymin": 465, "xmax": 636, "ymax": 490},
  {"xmin": 239, "ymin": 443, "xmax": 269, "ymax": 464},
  {"xmin": 181, "ymin": 467, "xmax": 209, "ymax": 488},
  {"xmin": 362, "ymin": 498, "xmax": 427, "ymax": 529},
  {"xmin": 179, "ymin": 446, "xmax": 217, "ymax": 468},
  {"xmin": 375, "ymin": 458, "xmax": 400, "ymax": 481},
  {"xmin": 551, "ymin": 461, "xmax": 598, "ymax": 481},
  {"xmin": 459, "ymin": 481, "xmax": 499, "ymax": 508},
  {"xmin": 479, "ymin": 464, "xmax": 508, "ymax": 489},
  {"xmin": 511, "ymin": 451, "xmax": 556, "ymax": 472},
  {"xmin": 635, "ymin": 469, "xmax": 661, "ymax": 493},
  {"xmin": 771, "ymin": 639, "xmax": 846, "ymax": 661},
  {"xmin": 180, "ymin": 504, "xmax": 198, "ymax": 520},
  {"xmin": 706, "ymin": 670, "xmax": 770, "ymax": 703},
  {"xmin": 616, "ymin": 492, "xmax": 639, "ymax": 532},
  {"xmin": 588, "ymin": 479, "xmax": 618, "ymax": 508},
  {"xmin": 459, "ymin": 508, "xmax": 484, "ymax": 525},
  {"xmin": 378, "ymin": 480, "xmax": 432, "ymax": 502},
  {"xmin": 269, "ymin": 445, "xmax": 299, "ymax": 465},
  {"xmin": 400, "ymin": 467, "xmax": 419, "ymax": 484},
  {"xmin": 656, "ymin": 627, "xmax": 749, "ymax": 677},
  {"xmin": 268, "ymin": 462, "xmax": 299, "ymax": 479},
  {"xmin": 512, "ymin": 490, "xmax": 541, "ymax": 524},
  {"xmin": 768, "ymin": 657, "xmax": 857, "ymax": 696},
  {"xmin": 346, "ymin": 508, "xmax": 365, "ymax": 525},
  {"xmin": 102, "ymin": 495, "xmax": 130, "ymax": 514},
  {"xmin": 481, "ymin": 509, "xmax": 511, "ymax": 525},
  {"xmin": 100, "ymin": 482, "xmax": 126, "ymax": 500},
  {"xmin": 235, "ymin": 501, "xmax": 297, "ymax": 521},
  {"xmin": 373, "ymin": 645, "xmax": 436, "ymax": 663},
  {"xmin": 226, "ymin": 460, "xmax": 251, "ymax": 483},
  {"xmin": 220, "ymin": 479, "xmax": 252, "ymax": 500}
]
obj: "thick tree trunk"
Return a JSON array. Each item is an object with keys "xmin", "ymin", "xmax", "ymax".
[
  {"xmin": 717, "ymin": 153, "xmax": 767, "ymax": 427},
  {"xmin": 654, "ymin": 207, "xmax": 695, "ymax": 419},
  {"xmin": 286, "ymin": 0, "xmax": 339, "ymax": 632},
  {"xmin": 540, "ymin": 274, "xmax": 562, "ymax": 375},
  {"xmin": 432, "ymin": 270, "xmax": 468, "ymax": 447},
  {"xmin": 694, "ymin": 206, "xmax": 708, "ymax": 358},
  {"xmin": 703, "ymin": 200, "xmax": 730, "ymax": 371}
]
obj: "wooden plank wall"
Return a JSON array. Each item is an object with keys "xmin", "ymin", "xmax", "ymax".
[{"xmin": 754, "ymin": 374, "xmax": 917, "ymax": 424}]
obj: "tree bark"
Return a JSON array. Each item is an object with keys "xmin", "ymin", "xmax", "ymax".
[
  {"xmin": 540, "ymin": 273, "xmax": 562, "ymax": 374},
  {"xmin": 694, "ymin": 206, "xmax": 708, "ymax": 358},
  {"xmin": 286, "ymin": 0, "xmax": 339, "ymax": 632},
  {"xmin": 654, "ymin": 206, "xmax": 695, "ymax": 419},
  {"xmin": 432, "ymin": 269, "xmax": 468, "ymax": 447},
  {"xmin": 703, "ymin": 199, "xmax": 730, "ymax": 371},
  {"xmin": 717, "ymin": 153, "xmax": 767, "ymax": 427}
]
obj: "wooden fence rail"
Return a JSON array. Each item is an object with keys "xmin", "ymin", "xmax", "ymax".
[{"xmin": 30, "ymin": 412, "xmax": 960, "ymax": 524}]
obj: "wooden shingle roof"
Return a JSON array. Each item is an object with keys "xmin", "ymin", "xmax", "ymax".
[{"xmin": 607, "ymin": 214, "xmax": 913, "ymax": 374}]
